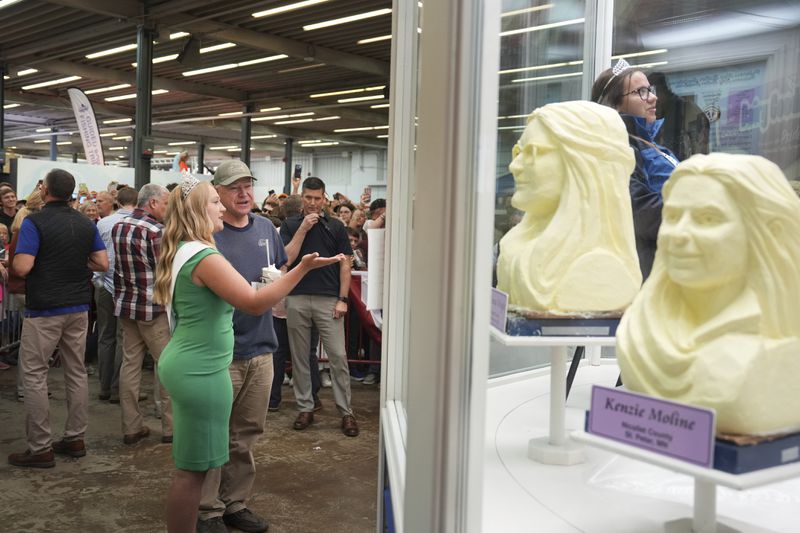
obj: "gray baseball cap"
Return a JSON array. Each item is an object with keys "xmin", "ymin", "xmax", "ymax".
[{"xmin": 212, "ymin": 160, "xmax": 256, "ymax": 186}]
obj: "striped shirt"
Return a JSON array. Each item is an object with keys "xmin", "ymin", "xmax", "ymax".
[{"xmin": 112, "ymin": 208, "xmax": 164, "ymax": 321}]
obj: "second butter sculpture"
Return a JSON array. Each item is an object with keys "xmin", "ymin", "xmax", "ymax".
[
  {"xmin": 617, "ymin": 153, "xmax": 800, "ymax": 436},
  {"xmin": 496, "ymin": 100, "xmax": 642, "ymax": 315}
]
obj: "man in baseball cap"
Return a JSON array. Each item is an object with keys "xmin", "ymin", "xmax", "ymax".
[{"xmin": 212, "ymin": 160, "xmax": 257, "ymax": 186}]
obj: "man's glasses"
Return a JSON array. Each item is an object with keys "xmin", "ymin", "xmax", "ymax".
[{"xmin": 623, "ymin": 85, "xmax": 657, "ymax": 101}]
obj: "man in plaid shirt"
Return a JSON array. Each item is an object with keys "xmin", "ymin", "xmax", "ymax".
[{"xmin": 112, "ymin": 183, "xmax": 172, "ymax": 445}]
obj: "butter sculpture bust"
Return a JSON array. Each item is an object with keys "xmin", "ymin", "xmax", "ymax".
[
  {"xmin": 496, "ymin": 101, "xmax": 642, "ymax": 314},
  {"xmin": 617, "ymin": 153, "xmax": 800, "ymax": 436}
]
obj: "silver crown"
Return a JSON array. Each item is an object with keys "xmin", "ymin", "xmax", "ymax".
[
  {"xmin": 612, "ymin": 57, "xmax": 631, "ymax": 75},
  {"xmin": 180, "ymin": 174, "xmax": 201, "ymax": 199}
]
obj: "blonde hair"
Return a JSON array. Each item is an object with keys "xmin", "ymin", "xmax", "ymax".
[
  {"xmin": 153, "ymin": 181, "xmax": 216, "ymax": 306},
  {"xmin": 11, "ymin": 189, "xmax": 45, "ymax": 233}
]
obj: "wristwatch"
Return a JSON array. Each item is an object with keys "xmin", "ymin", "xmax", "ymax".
[{"xmin": 337, "ymin": 296, "xmax": 349, "ymax": 303}]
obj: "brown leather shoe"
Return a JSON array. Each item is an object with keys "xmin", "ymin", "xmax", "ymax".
[
  {"xmin": 52, "ymin": 438, "xmax": 86, "ymax": 458},
  {"xmin": 8, "ymin": 449, "xmax": 55, "ymax": 468},
  {"xmin": 341, "ymin": 415, "xmax": 359, "ymax": 437},
  {"xmin": 123, "ymin": 426, "xmax": 150, "ymax": 445},
  {"xmin": 293, "ymin": 411, "xmax": 314, "ymax": 430}
]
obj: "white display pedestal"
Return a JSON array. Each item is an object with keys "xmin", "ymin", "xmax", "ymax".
[
  {"xmin": 490, "ymin": 328, "xmax": 615, "ymax": 465},
  {"xmin": 573, "ymin": 430, "xmax": 800, "ymax": 533}
]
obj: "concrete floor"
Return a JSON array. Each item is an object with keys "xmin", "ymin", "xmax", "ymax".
[{"xmin": 0, "ymin": 364, "xmax": 381, "ymax": 533}]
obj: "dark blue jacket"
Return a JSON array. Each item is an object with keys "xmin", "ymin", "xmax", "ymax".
[{"xmin": 622, "ymin": 115, "xmax": 680, "ymax": 280}]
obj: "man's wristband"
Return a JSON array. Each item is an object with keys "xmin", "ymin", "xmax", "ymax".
[{"xmin": 337, "ymin": 296, "xmax": 349, "ymax": 303}]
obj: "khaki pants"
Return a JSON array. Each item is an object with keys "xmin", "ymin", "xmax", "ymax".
[
  {"xmin": 119, "ymin": 315, "xmax": 173, "ymax": 436},
  {"xmin": 199, "ymin": 354, "xmax": 273, "ymax": 519},
  {"xmin": 19, "ymin": 312, "xmax": 89, "ymax": 454},
  {"xmin": 286, "ymin": 295, "xmax": 353, "ymax": 416}
]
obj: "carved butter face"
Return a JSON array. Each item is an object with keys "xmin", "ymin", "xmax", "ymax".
[
  {"xmin": 659, "ymin": 176, "xmax": 748, "ymax": 289},
  {"xmin": 509, "ymin": 119, "xmax": 564, "ymax": 216}
]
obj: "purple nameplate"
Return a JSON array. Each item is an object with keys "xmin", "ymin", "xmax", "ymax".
[
  {"xmin": 588, "ymin": 386, "xmax": 716, "ymax": 468},
  {"xmin": 490, "ymin": 288, "xmax": 509, "ymax": 331}
]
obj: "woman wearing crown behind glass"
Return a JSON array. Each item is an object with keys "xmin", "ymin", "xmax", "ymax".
[
  {"xmin": 152, "ymin": 175, "xmax": 344, "ymax": 533},
  {"xmin": 592, "ymin": 59, "xmax": 681, "ymax": 280}
]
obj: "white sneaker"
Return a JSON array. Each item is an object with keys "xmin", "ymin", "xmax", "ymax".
[
  {"xmin": 321, "ymin": 371, "xmax": 332, "ymax": 388},
  {"xmin": 283, "ymin": 375, "xmax": 290, "ymax": 386},
  {"xmin": 363, "ymin": 373, "xmax": 378, "ymax": 385}
]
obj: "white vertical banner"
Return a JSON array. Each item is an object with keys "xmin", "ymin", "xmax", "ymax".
[
  {"xmin": 366, "ymin": 228, "xmax": 385, "ymax": 310},
  {"xmin": 67, "ymin": 87, "xmax": 105, "ymax": 166}
]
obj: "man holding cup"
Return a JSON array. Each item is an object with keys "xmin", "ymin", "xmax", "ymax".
[{"xmin": 196, "ymin": 160, "xmax": 286, "ymax": 533}]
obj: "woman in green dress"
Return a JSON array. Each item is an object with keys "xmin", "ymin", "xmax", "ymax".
[{"xmin": 153, "ymin": 175, "xmax": 342, "ymax": 533}]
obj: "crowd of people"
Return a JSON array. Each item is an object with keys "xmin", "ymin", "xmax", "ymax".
[{"xmin": 0, "ymin": 164, "xmax": 387, "ymax": 533}]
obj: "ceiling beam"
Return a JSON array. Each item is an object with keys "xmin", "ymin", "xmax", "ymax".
[
  {"xmin": 39, "ymin": 0, "xmax": 390, "ymax": 77},
  {"xmin": 40, "ymin": 0, "xmax": 142, "ymax": 19},
  {"xmin": 4, "ymin": 89, "xmax": 132, "ymax": 116},
  {"xmin": 0, "ymin": 21, "xmax": 129, "ymax": 62},
  {"xmin": 173, "ymin": 18, "xmax": 390, "ymax": 77},
  {"xmin": 12, "ymin": 58, "xmax": 247, "ymax": 101}
]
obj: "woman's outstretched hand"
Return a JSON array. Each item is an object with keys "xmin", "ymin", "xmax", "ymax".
[{"xmin": 300, "ymin": 252, "xmax": 345, "ymax": 271}]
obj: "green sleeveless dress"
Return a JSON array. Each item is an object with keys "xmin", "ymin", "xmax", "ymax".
[{"xmin": 158, "ymin": 246, "xmax": 234, "ymax": 471}]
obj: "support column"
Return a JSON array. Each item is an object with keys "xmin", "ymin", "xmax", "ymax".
[
  {"xmin": 240, "ymin": 104, "xmax": 254, "ymax": 167},
  {"xmin": 283, "ymin": 138, "xmax": 293, "ymax": 194},
  {"xmin": 50, "ymin": 127, "xmax": 58, "ymax": 161},
  {"xmin": 134, "ymin": 24, "xmax": 155, "ymax": 189},
  {"xmin": 0, "ymin": 63, "xmax": 5, "ymax": 154},
  {"xmin": 196, "ymin": 142, "xmax": 205, "ymax": 174},
  {"xmin": 72, "ymin": 152, "xmax": 78, "ymax": 163}
]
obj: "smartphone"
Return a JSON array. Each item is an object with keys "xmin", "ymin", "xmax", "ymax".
[
  {"xmin": 294, "ymin": 164, "xmax": 302, "ymax": 179},
  {"xmin": 268, "ymin": 189, "xmax": 275, "ymax": 195}
]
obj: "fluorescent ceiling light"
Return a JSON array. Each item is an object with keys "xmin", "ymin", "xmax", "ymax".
[
  {"xmin": 170, "ymin": 32, "xmax": 190, "ymax": 40},
  {"xmin": 314, "ymin": 116, "xmax": 340, "ymax": 121},
  {"xmin": 153, "ymin": 150, "xmax": 169, "ymax": 154},
  {"xmin": 16, "ymin": 68, "xmax": 38, "ymax": 76},
  {"xmin": 311, "ymin": 85, "xmax": 385, "ymax": 98},
  {"xmin": 3, "ymin": 103, "xmax": 20, "ymax": 109},
  {"xmin": 209, "ymin": 145, "xmax": 238, "ymax": 150},
  {"xmin": 253, "ymin": 0, "xmax": 330, "ymax": 18},
  {"xmin": 132, "ymin": 54, "xmax": 179, "ymax": 67},
  {"xmin": 501, "ymin": 4, "xmax": 553, "ymax": 17},
  {"xmin": 258, "ymin": 107, "xmax": 282, "ymax": 113},
  {"xmin": 168, "ymin": 141, "xmax": 196, "ymax": 145},
  {"xmin": 500, "ymin": 60, "xmax": 581, "ymax": 75},
  {"xmin": 357, "ymin": 35, "xmax": 391, "ymax": 45},
  {"xmin": 629, "ymin": 60, "xmax": 669, "ymax": 69},
  {"xmin": 304, "ymin": 8, "xmax": 392, "ymax": 31},
  {"xmin": 298, "ymin": 139, "xmax": 322, "ymax": 144},
  {"xmin": 338, "ymin": 94, "xmax": 384, "ymax": 103},
  {"xmin": 238, "ymin": 54, "xmax": 288, "ymax": 67},
  {"xmin": 0, "ymin": 0, "xmax": 25, "ymax": 10},
  {"xmin": 86, "ymin": 43, "xmax": 137, "ymax": 59},
  {"xmin": 333, "ymin": 126, "xmax": 372, "ymax": 133},
  {"xmin": 36, "ymin": 128, "xmax": 51, "ymax": 132},
  {"xmin": 278, "ymin": 63, "xmax": 325, "ymax": 74},
  {"xmin": 103, "ymin": 118, "xmax": 132, "ymax": 124},
  {"xmin": 85, "ymin": 84, "xmax": 132, "ymax": 94},
  {"xmin": 112, "ymin": 136, "xmax": 132, "ymax": 141},
  {"xmin": 251, "ymin": 134, "xmax": 277, "ymax": 140},
  {"xmin": 34, "ymin": 140, "xmax": 50, "ymax": 144},
  {"xmin": 226, "ymin": 148, "xmax": 242, "ymax": 152},
  {"xmin": 105, "ymin": 89, "xmax": 169, "ymax": 101},
  {"xmin": 56, "ymin": 141, "xmax": 72, "ymax": 145},
  {"xmin": 99, "ymin": 133, "xmax": 117, "ymax": 137},
  {"xmin": 200, "ymin": 43, "xmax": 236, "ymax": 53},
  {"xmin": 371, "ymin": 103, "xmax": 390, "ymax": 109},
  {"xmin": 182, "ymin": 63, "xmax": 238, "ymax": 76},
  {"xmin": 376, "ymin": 134, "xmax": 389, "ymax": 138},
  {"xmin": 22, "ymin": 75, "xmax": 82, "ymax": 90},
  {"xmin": 500, "ymin": 18, "xmax": 584, "ymax": 37},
  {"xmin": 274, "ymin": 118, "xmax": 314, "ymax": 124},
  {"xmin": 511, "ymin": 71, "xmax": 582, "ymax": 83},
  {"xmin": 498, "ymin": 114, "xmax": 529, "ymax": 120},
  {"xmin": 252, "ymin": 112, "xmax": 314, "ymax": 122},
  {"xmin": 109, "ymin": 147, "xmax": 126, "ymax": 151},
  {"xmin": 612, "ymin": 49, "xmax": 669, "ymax": 59},
  {"xmin": 303, "ymin": 142, "xmax": 339, "ymax": 147},
  {"xmin": 165, "ymin": 152, "xmax": 180, "ymax": 156},
  {"xmin": 498, "ymin": 126, "xmax": 526, "ymax": 131},
  {"xmin": 218, "ymin": 111, "xmax": 243, "ymax": 117}
]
